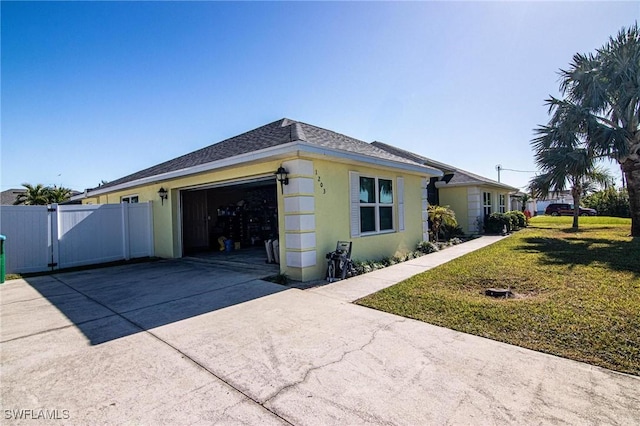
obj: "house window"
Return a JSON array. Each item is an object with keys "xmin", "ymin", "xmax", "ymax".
[
  {"xmin": 359, "ymin": 176, "xmax": 394, "ymax": 234},
  {"xmin": 483, "ymin": 192, "xmax": 492, "ymax": 216},
  {"xmin": 499, "ymin": 194, "xmax": 506, "ymax": 213},
  {"xmin": 121, "ymin": 195, "xmax": 139, "ymax": 203}
]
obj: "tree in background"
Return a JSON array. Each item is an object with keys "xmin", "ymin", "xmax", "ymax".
[
  {"xmin": 13, "ymin": 183, "xmax": 73, "ymax": 205},
  {"xmin": 539, "ymin": 24, "xmax": 639, "ymax": 235},
  {"xmin": 13, "ymin": 183, "xmax": 50, "ymax": 205},
  {"xmin": 529, "ymin": 143, "xmax": 613, "ymax": 229},
  {"xmin": 47, "ymin": 186, "xmax": 72, "ymax": 203},
  {"xmin": 517, "ymin": 193, "xmax": 532, "ymax": 212},
  {"xmin": 583, "ymin": 188, "xmax": 630, "ymax": 217}
]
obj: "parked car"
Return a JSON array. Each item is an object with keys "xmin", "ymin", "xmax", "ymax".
[{"xmin": 545, "ymin": 203, "xmax": 597, "ymax": 216}]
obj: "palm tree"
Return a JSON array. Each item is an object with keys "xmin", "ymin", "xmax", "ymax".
[
  {"xmin": 13, "ymin": 183, "xmax": 50, "ymax": 205},
  {"xmin": 543, "ymin": 24, "xmax": 640, "ymax": 236},
  {"xmin": 46, "ymin": 186, "xmax": 72, "ymax": 203},
  {"xmin": 428, "ymin": 205, "xmax": 457, "ymax": 242},
  {"xmin": 517, "ymin": 193, "xmax": 532, "ymax": 212},
  {"xmin": 580, "ymin": 173, "xmax": 614, "ymax": 197},
  {"xmin": 529, "ymin": 143, "xmax": 612, "ymax": 229}
]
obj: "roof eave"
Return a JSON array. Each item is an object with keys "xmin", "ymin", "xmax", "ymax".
[
  {"xmin": 77, "ymin": 140, "xmax": 443, "ymax": 199},
  {"xmin": 78, "ymin": 141, "xmax": 301, "ymax": 198},
  {"xmin": 435, "ymin": 181, "xmax": 519, "ymax": 191},
  {"xmin": 295, "ymin": 141, "xmax": 443, "ymax": 177}
]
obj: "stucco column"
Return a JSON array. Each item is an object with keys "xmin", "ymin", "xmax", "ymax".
[
  {"xmin": 467, "ymin": 187, "xmax": 482, "ymax": 234},
  {"xmin": 281, "ymin": 159, "xmax": 316, "ymax": 281},
  {"xmin": 421, "ymin": 178, "xmax": 429, "ymax": 241}
]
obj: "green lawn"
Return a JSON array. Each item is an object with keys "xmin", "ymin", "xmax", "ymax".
[{"xmin": 357, "ymin": 216, "xmax": 640, "ymax": 375}]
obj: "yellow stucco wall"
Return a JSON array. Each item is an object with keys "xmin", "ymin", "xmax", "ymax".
[
  {"xmin": 438, "ymin": 186, "xmax": 469, "ymax": 234},
  {"xmin": 439, "ymin": 185, "xmax": 514, "ymax": 235},
  {"xmin": 83, "ymin": 156, "xmax": 429, "ymax": 281},
  {"xmin": 310, "ymin": 158, "xmax": 424, "ymax": 276}
]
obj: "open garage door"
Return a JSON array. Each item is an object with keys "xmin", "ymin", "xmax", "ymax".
[{"xmin": 181, "ymin": 178, "xmax": 278, "ymax": 257}]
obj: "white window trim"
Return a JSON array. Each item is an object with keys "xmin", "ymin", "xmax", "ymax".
[
  {"xmin": 483, "ymin": 191, "xmax": 492, "ymax": 216},
  {"xmin": 499, "ymin": 194, "xmax": 506, "ymax": 213},
  {"xmin": 397, "ymin": 177, "xmax": 405, "ymax": 232},
  {"xmin": 359, "ymin": 176, "xmax": 395, "ymax": 236},
  {"xmin": 121, "ymin": 195, "xmax": 139, "ymax": 203}
]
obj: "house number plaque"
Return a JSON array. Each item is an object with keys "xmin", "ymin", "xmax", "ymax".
[{"xmin": 315, "ymin": 170, "xmax": 327, "ymax": 194}]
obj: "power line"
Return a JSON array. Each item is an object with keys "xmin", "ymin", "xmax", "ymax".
[
  {"xmin": 495, "ymin": 164, "xmax": 537, "ymax": 182},
  {"xmin": 499, "ymin": 167, "xmax": 537, "ymax": 173}
]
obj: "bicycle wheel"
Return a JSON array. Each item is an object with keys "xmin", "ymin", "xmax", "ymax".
[
  {"xmin": 340, "ymin": 260, "xmax": 348, "ymax": 280},
  {"xmin": 326, "ymin": 262, "xmax": 335, "ymax": 282}
]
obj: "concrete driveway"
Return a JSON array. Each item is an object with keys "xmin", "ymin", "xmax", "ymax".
[{"xmin": 1, "ymin": 259, "xmax": 639, "ymax": 425}]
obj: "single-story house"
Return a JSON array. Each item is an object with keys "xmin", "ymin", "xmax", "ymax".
[
  {"xmin": 74, "ymin": 118, "xmax": 443, "ymax": 281},
  {"xmin": 371, "ymin": 142, "xmax": 519, "ymax": 234},
  {"xmin": 1, "ymin": 189, "xmax": 26, "ymax": 205}
]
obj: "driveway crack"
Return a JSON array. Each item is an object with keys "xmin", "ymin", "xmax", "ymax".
[
  {"xmin": 48, "ymin": 275, "xmax": 294, "ymax": 426},
  {"xmin": 262, "ymin": 318, "xmax": 406, "ymax": 406}
]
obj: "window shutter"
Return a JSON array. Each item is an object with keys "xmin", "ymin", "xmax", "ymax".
[
  {"xmin": 397, "ymin": 177, "xmax": 405, "ymax": 231},
  {"xmin": 350, "ymin": 172, "xmax": 360, "ymax": 237}
]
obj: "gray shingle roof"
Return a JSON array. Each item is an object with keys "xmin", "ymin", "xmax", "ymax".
[
  {"xmin": 1, "ymin": 189, "xmax": 26, "ymax": 205},
  {"xmin": 297, "ymin": 123, "xmax": 420, "ymax": 166},
  {"xmin": 95, "ymin": 118, "xmax": 425, "ymax": 191},
  {"xmin": 371, "ymin": 141, "xmax": 518, "ymax": 190},
  {"xmin": 371, "ymin": 142, "xmax": 456, "ymax": 173}
]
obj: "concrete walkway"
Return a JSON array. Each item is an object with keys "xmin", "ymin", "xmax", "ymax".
[
  {"xmin": 310, "ymin": 235, "xmax": 506, "ymax": 301},
  {"xmin": 2, "ymin": 236, "xmax": 639, "ymax": 425}
]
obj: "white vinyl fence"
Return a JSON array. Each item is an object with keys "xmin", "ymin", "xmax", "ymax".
[{"xmin": 0, "ymin": 202, "xmax": 154, "ymax": 274}]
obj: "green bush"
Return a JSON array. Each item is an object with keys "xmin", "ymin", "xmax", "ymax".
[
  {"xmin": 405, "ymin": 251, "xmax": 424, "ymax": 261},
  {"xmin": 436, "ymin": 242, "xmax": 450, "ymax": 250},
  {"xmin": 417, "ymin": 240, "xmax": 439, "ymax": 254},
  {"xmin": 583, "ymin": 188, "xmax": 630, "ymax": 217},
  {"xmin": 509, "ymin": 211, "xmax": 527, "ymax": 228},
  {"xmin": 485, "ymin": 212, "xmax": 511, "ymax": 234},
  {"xmin": 505, "ymin": 212, "xmax": 517, "ymax": 230},
  {"xmin": 505, "ymin": 210, "xmax": 526, "ymax": 230},
  {"xmin": 442, "ymin": 223, "xmax": 465, "ymax": 240},
  {"xmin": 353, "ymin": 260, "xmax": 366, "ymax": 275},
  {"xmin": 350, "ymin": 243, "xmax": 459, "ymax": 278}
]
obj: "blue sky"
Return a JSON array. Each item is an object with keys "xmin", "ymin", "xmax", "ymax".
[{"xmin": 2, "ymin": 2, "xmax": 638, "ymax": 193}]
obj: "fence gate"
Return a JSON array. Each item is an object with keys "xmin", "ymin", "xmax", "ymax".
[{"xmin": 0, "ymin": 202, "xmax": 154, "ymax": 275}]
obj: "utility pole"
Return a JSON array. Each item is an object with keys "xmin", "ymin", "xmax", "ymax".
[{"xmin": 495, "ymin": 164, "xmax": 502, "ymax": 182}]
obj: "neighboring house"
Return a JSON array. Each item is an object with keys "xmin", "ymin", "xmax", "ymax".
[
  {"xmin": 73, "ymin": 118, "xmax": 443, "ymax": 281},
  {"xmin": 510, "ymin": 192, "xmax": 525, "ymax": 212},
  {"xmin": 371, "ymin": 142, "xmax": 519, "ymax": 234},
  {"xmin": 509, "ymin": 192, "xmax": 536, "ymax": 215},
  {"xmin": 1, "ymin": 189, "xmax": 27, "ymax": 205},
  {"xmin": 60, "ymin": 191, "xmax": 83, "ymax": 205}
]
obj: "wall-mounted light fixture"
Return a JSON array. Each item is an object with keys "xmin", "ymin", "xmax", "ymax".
[
  {"xmin": 158, "ymin": 187, "xmax": 168, "ymax": 205},
  {"xmin": 275, "ymin": 166, "xmax": 289, "ymax": 194}
]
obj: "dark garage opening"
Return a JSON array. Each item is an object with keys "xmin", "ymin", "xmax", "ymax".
[{"xmin": 181, "ymin": 179, "xmax": 279, "ymax": 265}]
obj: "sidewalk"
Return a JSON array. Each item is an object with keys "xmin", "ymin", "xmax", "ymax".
[{"xmin": 310, "ymin": 235, "xmax": 506, "ymax": 302}]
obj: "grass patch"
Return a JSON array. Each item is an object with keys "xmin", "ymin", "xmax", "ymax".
[{"xmin": 357, "ymin": 216, "xmax": 640, "ymax": 375}]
